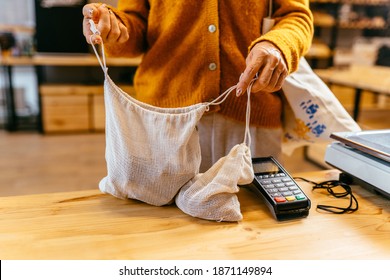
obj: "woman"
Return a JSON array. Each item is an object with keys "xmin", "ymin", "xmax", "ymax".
[{"xmin": 82, "ymin": 0, "xmax": 313, "ymax": 171}]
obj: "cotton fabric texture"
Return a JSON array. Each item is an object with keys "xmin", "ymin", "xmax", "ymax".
[
  {"xmin": 99, "ymin": 75, "xmax": 207, "ymax": 206},
  {"xmin": 176, "ymin": 143, "xmax": 254, "ymax": 222}
]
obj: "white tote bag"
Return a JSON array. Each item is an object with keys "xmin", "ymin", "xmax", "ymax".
[
  {"xmin": 262, "ymin": 1, "xmax": 361, "ymax": 155},
  {"xmin": 281, "ymin": 57, "xmax": 361, "ymax": 154}
]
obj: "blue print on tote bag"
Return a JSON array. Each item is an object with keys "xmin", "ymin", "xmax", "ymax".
[{"xmin": 281, "ymin": 57, "xmax": 360, "ymax": 155}]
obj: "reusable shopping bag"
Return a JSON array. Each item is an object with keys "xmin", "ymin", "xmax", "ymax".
[
  {"xmin": 99, "ymin": 74, "xmax": 207, "ymax": 206},
  {"xmin": 90, "ymin": 30, "xmax": 254, "ymax": 221},
  {"xmin": 280, "ymin": 58, "xmax": 361, "ymax": 154},
  {"xmin": 175, "ymin": 94, "xmax": 255, "ymax": 222},
  {"xmin": 263, "ymin": 1, "xmax": 361, "ymax": 155},
  {"xmin": 175, "ymin": 143, "xmax": 253, "ymax": 222}
]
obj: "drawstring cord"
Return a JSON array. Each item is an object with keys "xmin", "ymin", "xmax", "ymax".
[
  {"xmin": 90, "ymin": 39, "xmax": 108, "ymax": 75},
  {"xmin": 205, "ymin": 77, "xmax": 256, "ymax": 148},
  {"xmin": 89, "ymin": 20, "xmax": 108, "ymax": 75},
  {"xmin": 205, "ymin": 84, "xmax": 237, "ymax": 108},
  {"xmin": 244, "ymin": 81, "xmax": 253, "ymax": 148}
]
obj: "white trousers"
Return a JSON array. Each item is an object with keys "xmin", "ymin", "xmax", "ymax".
[{"xmin": 198, "ymin": 113, "xmax": 282, "ymax": 172}]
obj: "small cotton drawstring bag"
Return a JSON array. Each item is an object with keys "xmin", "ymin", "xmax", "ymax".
[{"xmin": 175, "ymin": 86, "xmax": 255, "ymax": 222}]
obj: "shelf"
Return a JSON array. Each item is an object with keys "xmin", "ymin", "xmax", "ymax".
[
  {"xmin": 341, "ymin": 1, "xmax": 390, "ymax": 6},
  {"xmin": 0, "ymin": 24, "xmax": 34, "ymax": 34},
  {"xmin": 40, "ymin": 84, "xmax": 135, "ymax": 133},
  {"xmin": 338, "ymin": 21, "xmax": 387, "ymax": 29},
  {"xmin": 306, "ymin": 41, "xmax": 333, "ymax": 59},
  {"xmin": 313, "ymin": 11, "xmax": 336, "ymax": 27},
  {"xmin": 310, "ymin": 0, "xmax": 390, "ymax": 67},
  {"xmin": 310, "ymin": 0, "xmax": 339, "ymax": 3},
  {"xmin": 310, "ymin": 0, "xmax": 390, "ymax": 4}
]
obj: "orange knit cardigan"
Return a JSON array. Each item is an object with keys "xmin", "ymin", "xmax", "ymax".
[{"xmin": 106, "ymin": 0, "xmax": 313, "ymax": 127}]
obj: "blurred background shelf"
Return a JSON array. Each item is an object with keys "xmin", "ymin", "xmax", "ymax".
[{"xmin": 308, "ymin": 0, "xmax": 390, "ymax": 68}]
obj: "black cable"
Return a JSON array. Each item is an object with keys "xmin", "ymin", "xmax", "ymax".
[{"xmin": 294, "ymin": 177, "xmax": 359, "ymax": 214}]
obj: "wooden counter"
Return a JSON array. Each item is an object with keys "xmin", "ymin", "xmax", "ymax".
[
  {"xmin": 0, "ymin": 170, "xmax": 389, "ymax": 260},
  {"xmin": 315, "ymin": 65, "xmax": 390, "ymax": 96}
]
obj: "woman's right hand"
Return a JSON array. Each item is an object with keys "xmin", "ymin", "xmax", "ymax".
[{"xmin": 82, "ymin": 3, "xmax": 129, "ymax": 45}]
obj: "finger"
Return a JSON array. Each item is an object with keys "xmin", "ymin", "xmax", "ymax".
[
  {"xmin": 247, "ymin": 68, "xmax": 263, "ymax": 93},
  {"xmin": 118, "ymin": 22, "xmax": 130, "ymax": 43},
  {"xmin": 236, "ymin": 59, "xmax": 265, "ymax": 96},
  {"xmin": 274, "ymin": 70, "xmax": 287, "ymax": 90},
  {"xmin": 84, "ymin": 19, "xmax": 103, "ymax": 44},
  {"xmin": 236, "ymin": 44, "xmax": 279, "ymax": 96},
  {"xmin": 264, "ymin": 71, "xmax": 280, "ymax": 92},
  {"xmin": 97, "ymin": 4, "xmax": 111, "ymax": 41},
  {"xmin": 82, "ymin": 3, "xmax": 104, "ymax": 23},
  {"xmin": 82, "ymin": 3, "xmax": 99, "ymax": 19},
  {"xmin": 82, "ymin": 4, "xmax": 102, "ymax": 44},
  {"xmin": 259, "ymin": 61, "xmax": 288, "ymax": 92},
  {"xmin": 252, "ymin": 47, "xmax": 285, "ymax": 92},
  {"xmin": 83, "ymin": 18, "xmax": 103, "ymax": 44},
  {"xmin": 89, "ymin": 34, "xmax": 103, "ymax": 45},
  {"xmin": 83, "ymin": 19, "xmax": 92, "ymax": 43},
  {"xmin": 263, "ymin": 63, "xmax": 282, "ymax": 91},
  {"xmin": 267, "ymin": 57, "xmax": 288, "ymax": 91},
  {"xmin": 250, "ymin": 55, "xmax": 279, "ymax": 93},
  {"xmin": 273, "ymin": 64, "xmax": 288, "ymax": 90},
  {"xmin": 253, "ymin": 63, "xmax": 277, "ymax": 93},
  {"xmin": 107, "ymin": 10, "xmax": 122, "ymax": 42}
]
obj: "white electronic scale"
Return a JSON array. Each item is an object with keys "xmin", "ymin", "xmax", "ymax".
[{"xmin": 324, "ymin": 129, "xmax": 390, "ymax": 198}]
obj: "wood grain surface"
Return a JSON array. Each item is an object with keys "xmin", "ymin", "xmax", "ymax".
[{"xmin": 0, "ymin": 170, "xmax": 389, "ymax": 260}]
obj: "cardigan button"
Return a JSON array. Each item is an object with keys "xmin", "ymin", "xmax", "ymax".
[
  {"xmin": 208, "ymin": 24, "xmax": 216, "ymax": 33},
  {"xmin": 208, "ymin": 62, "xmax": 217, "ymax": 71}
]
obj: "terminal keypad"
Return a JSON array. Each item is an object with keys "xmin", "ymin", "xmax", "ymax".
[{"xmin": 255, "ymin": 172, "xmax": 306, "ymax": 203}]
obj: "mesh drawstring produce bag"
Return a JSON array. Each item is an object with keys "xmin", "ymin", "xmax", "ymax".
[{"xmin": 91, "ymin": 31, "xmax": 254, "ymax": 221}]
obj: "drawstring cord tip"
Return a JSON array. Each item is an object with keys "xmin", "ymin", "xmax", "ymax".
[{"xmin": 89, "ymin": 19, "xmax": 100, "ymax": 36}]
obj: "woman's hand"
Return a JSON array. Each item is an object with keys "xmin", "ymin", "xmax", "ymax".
[
  {"xmin": 82, "ymin": 3, "xmax": 129, "ymax": 45},
  {"xmin": 236, "ymin": 41, "xmax": 288, "ymax": 96}
]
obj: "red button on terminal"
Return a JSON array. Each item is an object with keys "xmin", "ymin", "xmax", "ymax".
[{"xmin": 274, "ymin": 197, "xmax": 286, "ymax": 203}]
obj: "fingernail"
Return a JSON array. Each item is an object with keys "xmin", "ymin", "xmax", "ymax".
[
  {"xmin": 91, "ymin": 37, "xmax": 101, "ymax": 44},
  {"xmin": 236, "ymin": 88, "xmax": 242, "ymax": 97}
]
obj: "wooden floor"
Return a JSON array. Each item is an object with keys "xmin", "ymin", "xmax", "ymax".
[{"xmin": 1, "ymin": 105, "xmax": 389, "ymax": 197}]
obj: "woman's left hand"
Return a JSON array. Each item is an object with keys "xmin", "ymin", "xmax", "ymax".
[{"xmin": 236, "ymin": 41, "xmax": 288, "ymax": 96}]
